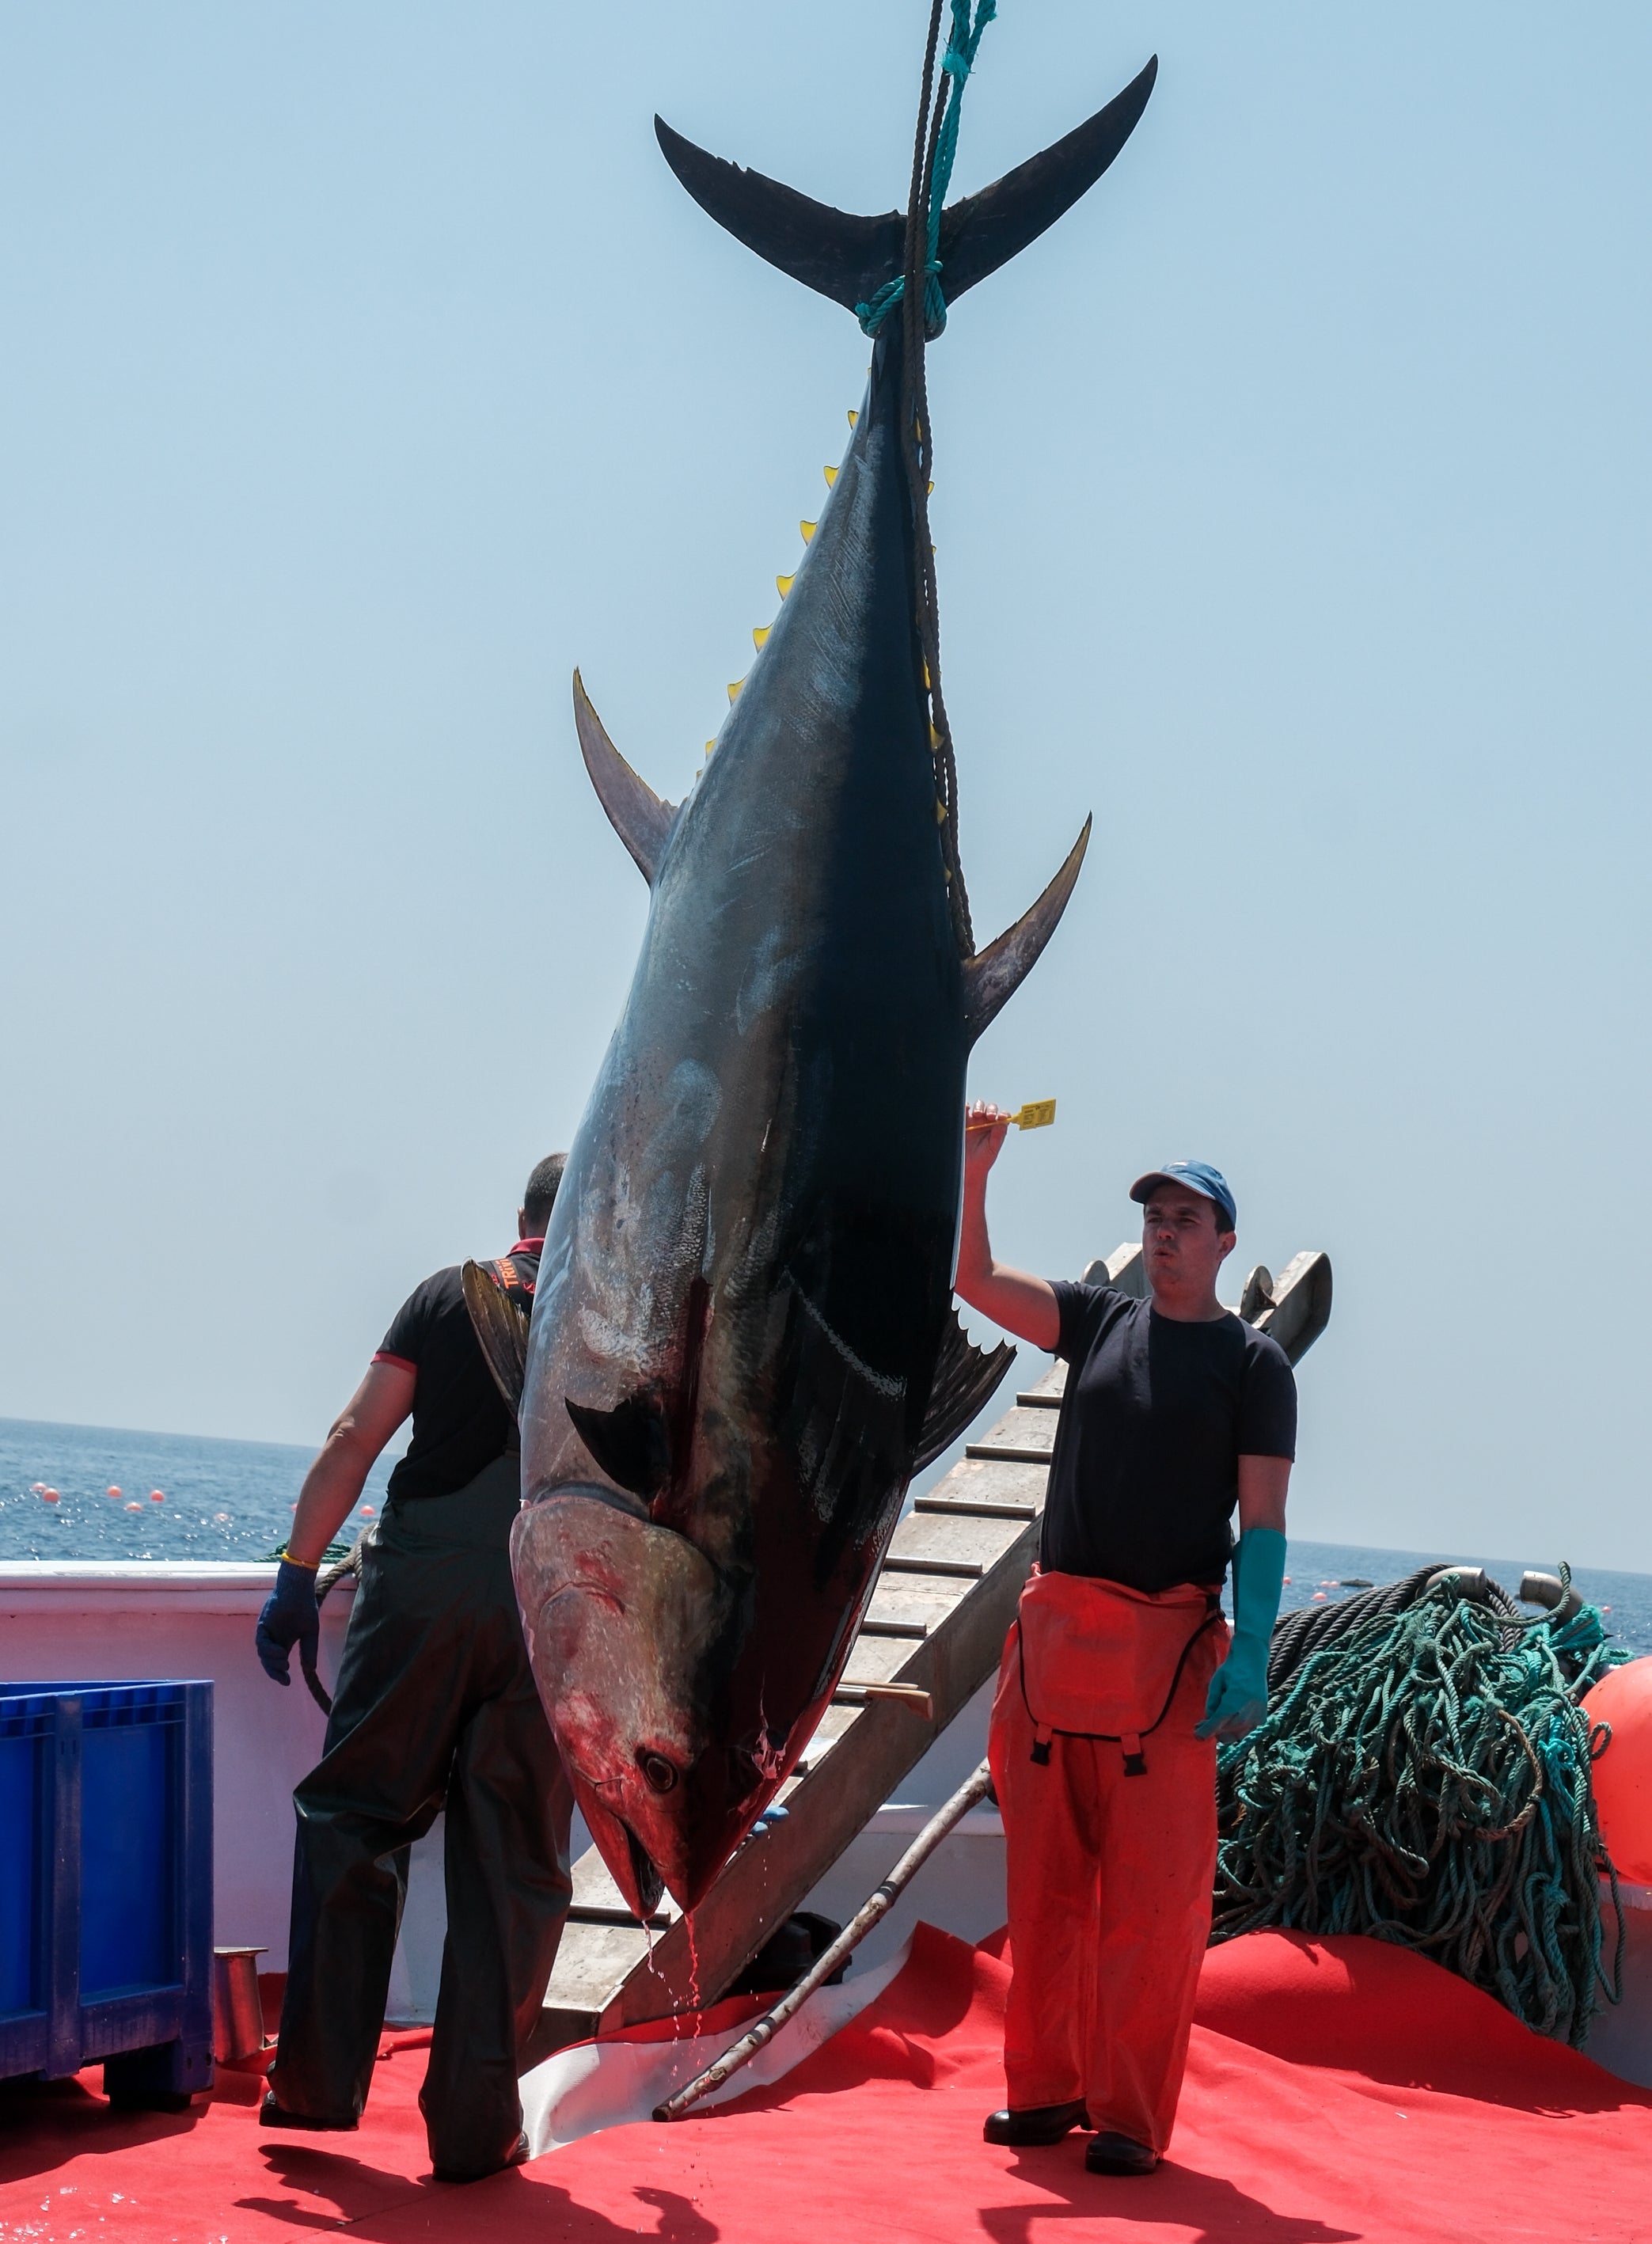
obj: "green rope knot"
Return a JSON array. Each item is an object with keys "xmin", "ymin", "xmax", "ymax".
[{"xmin": 856, "ymin": 0, "xmax": 998, "ymax": 339}]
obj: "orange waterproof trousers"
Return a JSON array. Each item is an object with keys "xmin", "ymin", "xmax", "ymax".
[{"xmin": 986, "ymin": 1573, "xmax": 1225, "ymax": 2155}]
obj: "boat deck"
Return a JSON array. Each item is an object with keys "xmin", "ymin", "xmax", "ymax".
[{"xmin": 4, "ymin": 1923, "xmax": 1650, "ymax": 2244}]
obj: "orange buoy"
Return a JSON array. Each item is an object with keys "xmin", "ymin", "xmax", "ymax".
[
  {"xmin": 150, "ymin": 1490, "xmax": 165, "ymax": 1502},
  {"xmin": 107, "ymin": 1485, "xmax": 122, "ymax": 1498},
  {"xmin": 42, "ymin": 1487, "xmax": 60, "ymax": 1503},
  {"xmin": 359, "ymin": 1505, "xmax": 375, "ymax": 1518},
  {"xmin": 1584, "ymin": 1657, "xmax": 1652, "ymax": 1885},
  {"xmin": 125, "ymin": 1501, "xmax": 142, "ymax": 1512}
]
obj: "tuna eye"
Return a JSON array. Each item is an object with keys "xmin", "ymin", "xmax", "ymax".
[{"xmin": 639, "ymin": 1750, "xmax": 678, "ymax": 1794}]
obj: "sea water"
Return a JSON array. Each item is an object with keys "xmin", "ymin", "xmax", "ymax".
[
  {"xmin": 0, "ymin": 1416, "xmax": 397, "ymax": 1563},
  {"xmin": 2, "ymin": 1414, "xmax": 1649, "ymax": 1660}
]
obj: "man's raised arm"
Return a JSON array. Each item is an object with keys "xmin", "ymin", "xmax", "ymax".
[{"xmin": 953, "ymin": 1100, "xmax": 1061, "ymax": 1353}]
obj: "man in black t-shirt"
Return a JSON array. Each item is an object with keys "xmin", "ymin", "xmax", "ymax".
[
  {"xmin": 955, "ymin": 1110, "xmax": 1296, "ymax": 2178},
  {"xmin": 253, "ymin": 1155, "xmax": 573, "ymax": 2183}
]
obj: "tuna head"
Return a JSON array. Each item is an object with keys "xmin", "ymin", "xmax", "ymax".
[{"xmin": 511, "ymin": 1489, "xmax": 739, "ymax": 1916}]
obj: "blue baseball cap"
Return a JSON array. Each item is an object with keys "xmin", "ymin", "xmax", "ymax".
[{"xmin": 1130, "ymin": 1160, "xmax": 1236, "ymax": 1232}]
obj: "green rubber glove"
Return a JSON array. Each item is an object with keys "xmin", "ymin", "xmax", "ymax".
[{"xmin": 1197, "ymin": 1525, "xmax": 1286, "ymax": 1741}]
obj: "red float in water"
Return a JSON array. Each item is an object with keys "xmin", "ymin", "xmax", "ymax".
[
  {"xmin": 359, "ymin": 1505, "xmax": 375, "ymax": 1517},
  {"xmin": 107, "ymin": 1485, "xmax": 122, "ymax": 1498},
  {"xmin": 41, "ymin": 1488, "xmax": 59, "ymax": 1503},
  {"xmin": 125, "ymin": 1501, "xmax": 142, "ymax": 1512},
  {"xmin": 150, "ymin": 1490, "xmax": 165, "ymax": 1502},
  {"xmin": 1585, "ymin": 1657, "xmax": 1652, "ymax": 1886}
]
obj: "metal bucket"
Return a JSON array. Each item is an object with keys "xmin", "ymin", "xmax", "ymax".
[{"xmin": 212, "ymin": 1946, "xmax": 268, "ymax": 2065}]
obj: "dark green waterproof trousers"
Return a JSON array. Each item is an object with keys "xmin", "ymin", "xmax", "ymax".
[{"xmin": 269, "ymin": 1456, "xmax": 572, "ymax": 2174}]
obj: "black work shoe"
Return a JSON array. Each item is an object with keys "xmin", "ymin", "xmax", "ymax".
[
  {"xmin": 983, "ymin": 2100, "xmax": 1089, "ymax": 2147},
  {"xmin": 260, "ymin": 2090, "xmax": 358, "ymax": 2132},
  {"xmin": 431, "ymin": 2128, "xmax": 530, "ymax": 2185},
  {"xmin": 1085, "ymin": 2131, "xmax": 1158, "ymax": 2176}
]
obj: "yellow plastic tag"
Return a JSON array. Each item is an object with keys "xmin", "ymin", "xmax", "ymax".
[
  {"xmin": 967, "ymin": 1099, "xmax": 1057, "ymax": 1133},
  {"xmin": 1013, "ymin": 1099, "xmax": 1057, "ymax": 1131}
]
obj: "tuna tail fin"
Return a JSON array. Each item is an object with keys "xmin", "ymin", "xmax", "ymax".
[
  {"xmin": 573, "ymin": 670, "xmax": 678, "ymax": 884},
  {"xmin": 654, "ymin": 58, "xmax": 1156, "ymax": 316},
  {"xmin": 461, "ymin": 1259, "xmax": 531, "ymax": 1414},
  {"xmin": 913, "ymin": 1311, "xmax": 1016, "ymax": 1474},
  {"xmin": 963, "ymin": 814, "xmax": 1091, "ymax": 1042}
]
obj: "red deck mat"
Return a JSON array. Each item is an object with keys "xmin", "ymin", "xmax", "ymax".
[{"xmin": 3, "ymin": 1926, "xmax": 1649, "ymax": 2243}]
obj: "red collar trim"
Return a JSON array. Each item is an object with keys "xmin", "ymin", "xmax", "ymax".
[{"xmin": 507, "ymin": 1237, "xmax": 545, "ymax": 1255}]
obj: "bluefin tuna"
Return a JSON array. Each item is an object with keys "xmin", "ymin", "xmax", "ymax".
[{"xmin": 500, "ymin": 57, "xmax": 1158, "ymax": 1917}]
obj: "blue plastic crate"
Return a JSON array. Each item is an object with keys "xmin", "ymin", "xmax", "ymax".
[{"xmin": 0, "ymin": 1680, "xmax": 213, "ymax": 2102}]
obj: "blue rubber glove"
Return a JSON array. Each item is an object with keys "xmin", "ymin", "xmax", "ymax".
[
  {"xmin": 256, "ymin": 1559, "xmax": 320, "ymax": 1687},
  {"xmin": 1197, "ymin": 1525, "xmax": 1286, "ymax": 1741}
]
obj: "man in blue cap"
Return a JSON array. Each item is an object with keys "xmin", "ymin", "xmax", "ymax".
[{"xmin": 955, "ymin": 1114, "xmax": 1295, "ymax": 2177}]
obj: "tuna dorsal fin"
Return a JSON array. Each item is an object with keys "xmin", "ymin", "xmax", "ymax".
[
  {"xmin": 573, "ymin": 670, "xmax": 678, "ymax": 884},
  {"xmin": 654, "ymin": 59, "xmax": 1155, "ymax": 316},
  {"xmin": 913, "ymin": 1311, "xmax": 1016, "ymax": 1473},
  {"xmin": 565, "ymin": 1393, "xmax": 674, "ymax": 1502},
  {"xmin": 963, "ymin": 815, "xmax": 1092, "ymax": 1042},
  {"xmin": 461, "ymin": 1259, "xmax": 530, "ymax": 1413}
]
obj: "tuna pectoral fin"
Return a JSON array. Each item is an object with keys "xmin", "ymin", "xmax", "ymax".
[
  {"xmin": 654, "ymin": 59, "xmax": 1154, "ymax": 316},
  {"xmin": 573, "ymin": 670, "xmax": 678, "ymax": 883},
  {"xmin": 963, "ymin": 815, "xmax": 1092, "ymax": 1041},
  {"xmin": 913, "ymin": 1312, "xmax": 1017, "ymax": 1473},
  {"xmin": 461, "ymin": 1260, "xmax": 530, "ymax": 1413}
]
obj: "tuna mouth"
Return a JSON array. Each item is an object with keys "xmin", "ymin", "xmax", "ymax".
[{"xmin": 623, "ymin": 1824, "xmax": 666, "ymax": 1919}]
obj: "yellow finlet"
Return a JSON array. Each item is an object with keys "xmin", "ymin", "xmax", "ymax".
[
  {"xmin": 776, "ymin": 574, "xmax": 794, "ymax": 598},
  {"xmin": 727, "ymin": 679, "xmax": 743, "ymax": 704},
  {"xmin": 823, "ymin": 465, "xmax": 837, "ymax": 487},
  {"xmin": 929, "ymin": 722, "xmax": 941, "ymax": 749},
  {"xmin": 752, "ymin": 626, "xmax": 770, "ymax": 650},
  {"xmin": 921, "ymin": 660, "xmax": 931, "ymax": 689},
  {"xmin": 935, "ymin": 799, "xmax": 948, "ymax": 824},
  {"xmin": 847, "ymin": 408, "xmax": 859, "ymax": 427},
  {"xmin": 704, "ymin": 740, "xmax": 716, "ymax": 755},
  {"xmin": 800, "ymin": 520, "xmax": 816, "ymax": 543}
]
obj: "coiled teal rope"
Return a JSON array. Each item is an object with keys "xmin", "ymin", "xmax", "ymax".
[
  {"xmin": 858, "ymin": 0, "xmax": 998, "ymax": 337},
  {"xmin": 1212, "ymin": 1566, "xmax": 1626, "ymax": 2048}
]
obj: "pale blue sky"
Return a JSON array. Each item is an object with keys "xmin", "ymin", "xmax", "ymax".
[{"xmin": 2, "ymin": 5, "xmax": 1648, "ymax": 1566}]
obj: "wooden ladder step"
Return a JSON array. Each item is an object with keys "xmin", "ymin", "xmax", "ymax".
[
  {"xmin": 915, "ymin": 1495, "xmax": 1037, "ymax": 1521},
  {"xmin": 567, "ymin": 1904, "xmax": 672, "ymax": 1931}
]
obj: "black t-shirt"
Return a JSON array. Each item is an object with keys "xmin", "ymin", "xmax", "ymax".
[
  {"xmin": 374, "ymin": 1246, "xmax": 539, "ymax": 1504},
  {"xmin": 1039, "ymin": 1281, "xmax": 1297, "ymax": 1593}
]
